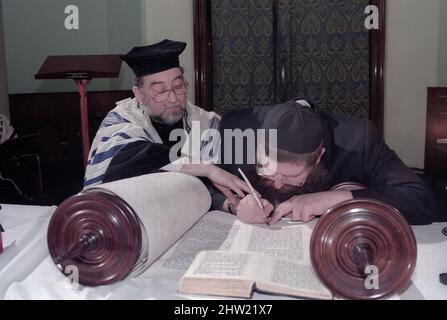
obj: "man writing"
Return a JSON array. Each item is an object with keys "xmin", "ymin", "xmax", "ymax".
[
  {"xmin": 218, "ymin": 99, "xmax": 438, "ymax": 225},
  {"xmin": 84, "ymin": 39, "xmax": 249, "ymax": 203}
]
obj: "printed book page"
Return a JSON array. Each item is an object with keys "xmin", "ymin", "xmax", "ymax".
[
  {"xmin": 179, "ymin": 250, "xmax": 332, "ymax": 299},
  {"xmin": 142, "ymin": 211, "xmax": 239, "ymax": 279},
  {"xmin": 143, "ymin": 211, "xmax": 316, "ymax": 280}
]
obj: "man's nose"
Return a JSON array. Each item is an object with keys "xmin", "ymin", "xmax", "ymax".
[
  {"xmin": 274, "ymin": 179, "xmax": 285, "ymax": 189},
  {"xmin": 167, "ymin": 89, "xmax": 178, "ymax": 103}
]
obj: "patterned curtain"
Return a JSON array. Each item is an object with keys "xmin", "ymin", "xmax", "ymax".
[
  {"xmin": 277, "ymin": 0, "xmax": 370, "ymax": 118},
  {"xmin": 211, "ymin": 0, "xmax": 370, "ymax": 118},
  {"xmin": 211, "ymin": 0, "xmax": 277, "ymax": 115}
]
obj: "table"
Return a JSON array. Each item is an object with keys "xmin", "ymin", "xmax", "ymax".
[{"xmin": 1, "ymin": 204, "xmax": 446, "ymax": 300}]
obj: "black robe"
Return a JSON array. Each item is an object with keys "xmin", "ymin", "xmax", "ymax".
[{"xmin": 218, "ymin": 105, "xmax": 440, "ymax": 225}]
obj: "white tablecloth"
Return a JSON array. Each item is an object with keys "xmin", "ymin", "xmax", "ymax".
[{"xmin": 1, "ymin": 204, "xmax": 446, "ymax": 300}]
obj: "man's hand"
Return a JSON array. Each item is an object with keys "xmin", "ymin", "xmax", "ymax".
[
  {"xmin": 206, "ymin": 165, "xmax": 251, "ymax": 205},
  {"xmin": 237, "ymin": 194, "xmax": 274, "ymax": 225},
  {"xmin": 269, "ymin": 191, "xmax": 353, "ymax": 225},
  {"xmin": 181, "ymin": 163, "xmax": 251, "ymax": 205}
]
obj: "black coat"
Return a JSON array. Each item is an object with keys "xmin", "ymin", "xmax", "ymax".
[{"xmin": 218, "ymin": 106, "xmax": 438, "ymax": 225}]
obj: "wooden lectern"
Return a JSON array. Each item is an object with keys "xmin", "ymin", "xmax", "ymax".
[{"xmin": 35, "ymin": 55, "xmax": 122, "ymax": 167}]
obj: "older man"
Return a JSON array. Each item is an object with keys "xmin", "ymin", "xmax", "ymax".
[
  {"xmin": 84, "ymin": 39, "xmax": 249, "ymax": 202},
  {"xmin": 218, "ymin": 99, "xmax": 438, "ymax": 225}
]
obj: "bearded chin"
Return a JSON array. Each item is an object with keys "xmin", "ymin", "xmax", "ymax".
[
  {"xmin": 247, "ymin": 164, "xmax": 332, "ymax": 209},
  {"xmin": 146, "ymin": 104, "xmax": 185, "ymax": 125},
  {"xmin": 157, "ymin": 110, "xmax": 184, "ymax": 125}
]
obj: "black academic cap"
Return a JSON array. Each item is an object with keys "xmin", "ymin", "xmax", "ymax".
[
  {"xmin": 261, "ymin": 99, "xmax": 324, "ymax": 154},
  {"xmin": 121, "ymin": 39, "xmax": 186, "ymax": 77}
]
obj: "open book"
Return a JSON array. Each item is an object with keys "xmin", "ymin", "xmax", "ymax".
[
  {"xmin": 77, "ymin": 173, "xmax": 332, "ymax": 299},
  {"xmin": 175, "ymin": 213, "xmax": 332, "ymax": 300}
]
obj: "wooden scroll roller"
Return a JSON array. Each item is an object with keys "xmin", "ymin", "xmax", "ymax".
[
  {"xmin": 47, "ymin": 172, "xmax": 211, "ymax": 287},
  {"xmin": 47, "ymin": 188, "xmax": 143, "ymax": 286},
  {"xmin": 310, "ymin": 182, "xmax": 417, "ymax": 299}
]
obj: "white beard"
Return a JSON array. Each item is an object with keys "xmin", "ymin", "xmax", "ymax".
[
  {"xmin": 140, "ymin": 100, "xmax": 185, "ymax": 125},
  {"xmin": 151, "ymin": 108, "xmax": 184, "ymax": 125}
]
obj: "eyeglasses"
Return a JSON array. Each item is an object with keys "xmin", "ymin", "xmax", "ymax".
[
  {"xmin": 143, "ymin": 79, "xmax": 189, "ymax": 103},
  {"xmin": 258, "ymin": 173, "xmax": 305, "ymax": 187},
  {"xmin": 256, "ymin": 163, "xmax": 307, "ymax": 187}
]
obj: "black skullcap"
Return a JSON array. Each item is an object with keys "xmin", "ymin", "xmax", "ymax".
[
  {"xmin": 121, "ymin": 39, "xmax": 186, "ymax": 77},
  {"xmin": 261, "ymin": 99, "xmax": 323, "ymax": 154}
]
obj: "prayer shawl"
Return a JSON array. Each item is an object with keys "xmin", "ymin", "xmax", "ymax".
[{"xmin": 84, "ymin": 98, "xmax": 220, "ymax": 187}]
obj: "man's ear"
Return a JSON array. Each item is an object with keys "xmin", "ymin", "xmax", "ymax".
[
  {"xmin": 132, "ymin": 86, "xmax": 142, "ymax": 103},
  {"xmin": 315, "ymin": 147, "xmax": 326, "ymax": 165}
]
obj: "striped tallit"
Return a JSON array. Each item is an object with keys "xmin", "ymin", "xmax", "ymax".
[{"xmin": 84, "ymin": 98, "xmax": 221, "ymax": 188}]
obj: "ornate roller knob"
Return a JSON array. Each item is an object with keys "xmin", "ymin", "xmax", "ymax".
[
  {"xmin": 330, "ymin": 182, "xmax": 367, "ymax": 191},
  {"xmin": 47, "ymin": 188, "xmax": 143, "ymax": 286},
  {"xmin": 310, "ymin": 198, "xmax": 417, "ymax": 299}
]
